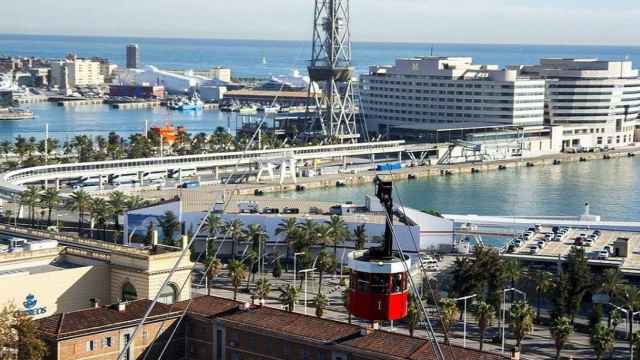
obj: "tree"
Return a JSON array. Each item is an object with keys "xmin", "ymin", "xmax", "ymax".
[
  {"xmin": 449, "ymin": 257, "xmax": 475, "ymax": 300},
  {"xmin": 90, "ymin": 197, "xmax": 111, "ymax": 241},
  {"xmin": 316, "ymin": 250, "xmax": 336, "ymax": 294},
  {"xmin": 225, "ymin": 219, "xmax": 244, "ymax": 260},
  {"xmin": 531, "ymin": 270, "xmax": 553, "ymax": 323},
  {"xmin": 353, "ymin": 224, "xmax": 367, "ymax": 250},
  {"xmin": 550, "ymin": 316, "xmax": 573, "ymax": 360},
  {"xmin": 439, "ymin": 298, "xmax": 460, "ymax": 344},
  {"xmin": 144, "ymin": 222, "xmax": 156, "ymax": 247},
  {"xmin": 107, "ymin": 191, "xmax": 128, "ymax": 230},
  {"xmin": 314, "ymin": 293, "xmax": 328, "ymax": 318},
  {"xmin": 272, "ymin": 258, "xmax": 282, "ymax": 279},
  {"xmin": 601, "ymin": 268, "xmax": 625, "ymax": 326},
  {"xmin": 406, "ymin": 294, "xmax": 421, "ymax": 337},
  {"xmin": 315, "ymin": 224, "xmax": 333, "ymax": 249},
  {"xmin": 244, "ymin": 224, "xmax": 267, "ymax": 280},
  {"xmin": 275, "ymin": 217, "xmax": 299, "ymax": 260},
  {"xmin": 206, "ymin": 257, "xmax": 222, "ymax": 296},
  {"xmin": 503, "ymin": 259, "xmax": 524, "ymax": 302},
  {"xmin": 255, "ymin": 278, "xmax": 271, "ymax": 301},
  {"xmin": 563, "ymin": 247, "xmax": 592, "ymax": 323},
  {"xmin": 0, "ymin": 302, "xmax": 18, "ymax": 358},
  {"xmin": 205, "ymin": 214, "xmax": 223, "ymax": 258},
  {"xmin": 14, "ymin": 310, "xmax": 48, "ymax": 360},
  {"xmin": 125, "ymin": 195, "xmax": 146, "ymax": 210},
  {"xmin": 474, "ymin": 301, "xmax": 496, "ymax": 351},
  {"xmin": 510, "ymin": 301, "xmax": 534, "ymax": 351},
  {"xmin": 279, "ymin": 285, "xmax": 299, "ymax": 312},
  {"xmin": 620, "ymin": 284, "xmax": 640, "ymax": 353},
  {"xmin": 19, "ymin": 186, "xmax": 41, "ymax": 228},
  {"xmin": 68, "ymin": 190, "xmax": 91, "ymax": 233},
  {"xmin": 159, "ymin": 211, "xmax": 181, "ymax": 247},
  {"xmin": 300, "ymin": 219, "xmax": 318, "ymax": 249},
  {"xmin": 40, "ymin": 188, "xmax": 61, "ymax": 226},
  {"xmin": 228, "ymin": 260, "xmax": 247, "ymax": 301},
  {"xmin": 591, "ymin": 324, "xmax": 615, "ymax": 360},
  {"xmin": 327, "ymin": 215, "xmax": 350, "ymax": 258}
]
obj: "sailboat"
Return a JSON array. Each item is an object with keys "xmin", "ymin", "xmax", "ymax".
[{"xmin": 261, "ymin": 56, "xmax": 268, "ymax": 65}]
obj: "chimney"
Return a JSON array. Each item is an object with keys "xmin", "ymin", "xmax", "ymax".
[
  {"xmin": 89, "ymin": 298, "xmax": 100, "ymax": 308},
  {"xmin": 584, "ymin": 202, "xmax": 590, "ymax": 216}
]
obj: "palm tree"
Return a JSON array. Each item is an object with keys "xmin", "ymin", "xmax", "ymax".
[
  {"xmin": 225, "ymin": 219, "xmax": 244, "ymax": 260},
  {"xmin": 531, "ymin": 270, "xmax": 553, "ymax": 323},
  {"xmin": 601, "ymin": 268, "xmax": 625, "ymax": 326},
  {"xmin": 275, "ymin": 217, "xmax": 299, "ymax": 260},
  {"xmin": 327, "ymin": 215, "xmax": 350, "ymax": 258},
  {"xmin": 206, "ymin": 257, "xmax": 222, "ymax": 296},
  {"xmin": 591, "ymin": 324, "xmax": 615, "ymax": 360},
  {"xmin": 228, "ymin": 260, "xmax": 247, "ymax": 301},
  {"xmin": 107, "ymin": 191, "xmax": 128, "ymax": 230},
  {"xmin": 255, "ymin": 278, "xmax": 271, "ymax": 301},
  {"xmin": 407, "ymin": 294, "xmax": 420, "ymax": 337},
  {"xmin": 68, "ymin": 190, "xmax": 91, "ymax": 233},
  {"xmin": 503, "ymin": 260, "xmax": 524, "ymax": 303},
  {"xmin": 40, "ymin": 188, "xmax": 61, "ymax": 227},
  {"xmin": 300, "ymin": 219, "xmax": 318, "ymax": 249},
  {"xmin": 315, "ymin": 224, "xmax": 333, "ymax": 249},
  {"xmin": 90, "ymin": 198, "xmax": 111, "ymax": 241},
  {"xmin": 439, "ymin": 298, "xmax": 460, "ymax": 344},
  {"xmin": 205, "ymin": 214, "xmax": 223, "ymax": 258},
  {"xmin": 314, "ymin": 293, "xmax": 328, "ymax": 318},
  {"xmin": 510, "ymin": 301, "xmax": 534, "ymax": 351},
  {"xmin": 3, "ymin": 209, "xmax": 13, "ymax": 225},
  {"xmin": 125, "ymin": 195, "xmax": 146, "ymax": 210},
  {"xmin": 474, "ymin": 301, "xmax": 496, "ymax": 351},
  {"xmin": 353, "ymin": 224, "xmax": 367, "ymax": 250},
  {"xmin": 158, "ymin": 211, "xmax": 181, "ymax": 247},
  {"xmin": 316, "ymin": 250, "xmax": 336, "ymax": 294},
  {"xmin": 620, "ymin": 284, "xmax": 640, "ymax": 352},
  {"xmin": 19, "ymin": 186, "xmax": 41, "ymax": 228},
  {"xmin": 550, "ymin": 316, "xmax": 573, "ymax": 360},
  {"xmin": 279, "ymin": 284, "xmax": 299, "ymax": 312}
]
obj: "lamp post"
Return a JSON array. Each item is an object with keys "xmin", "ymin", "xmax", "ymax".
[
  {"xmin": 609, "ymin": 303, "xmax": 640, "ymax": 360},
  {"xmin": 299, "ymin": 268, "xmax": 316, "ymax": 315},
  {"xmin": 454, "ymin": 294, "xmax": 477, "ymax": 348},
  {"xmin": 291, "ymin": 252, "xmax": 305, "ymax": 311},
  {"xmin": 501, "ymin": 288, "xmax": 527, "ymax": 356}
]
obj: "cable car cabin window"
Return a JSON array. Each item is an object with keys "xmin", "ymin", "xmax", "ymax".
[
  {"xmin": 370, "ymin": 273, "xmax": 389, "ymax": 294},
  {"xmin": 392, "ymin": 273, "xmax": 406, "ymax": 293},
  {"xmin": 357, "ymin": 272, "xmax": 369, "ymax": 293}
]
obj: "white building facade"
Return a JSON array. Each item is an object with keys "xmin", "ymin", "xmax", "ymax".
[
  {"xmin": 50, "ymin": 56, "xmax": 104, "ymax": 89},
  {"xmin": 360, "ymin": 57, "xmax": 546, "ymax": 142},
  {"xmin": 521, "ymin": 59, "xmax": 640, "ymax": 150}
]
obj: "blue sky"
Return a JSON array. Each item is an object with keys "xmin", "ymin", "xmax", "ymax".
[{"xmin": 1, "ymin": 0, "xmax": 638, "ymax": 45}]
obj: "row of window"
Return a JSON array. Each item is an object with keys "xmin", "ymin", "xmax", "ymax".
[
  {"xmin": 366, "ymin": 86, "xmax": 544, "ymax": 98},
  {"xmin": 366, "ymin": 78, "xmax": 543, "ymax": 90},
  {"xmin": 85, "ymin": 336, "xmax": 112, "ymax": 352},
  {"xmin": 364, "ymin": 101, "xmax": 542, "ymax": 113}
]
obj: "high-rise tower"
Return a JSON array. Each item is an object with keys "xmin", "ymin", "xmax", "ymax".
[
  {"xmin": 308, "ymin": 0, "xmax": 359, "ymax": 142},
  {"xmin": 126, "ymin": 44, "xmax": 140, "ymax": 69}
]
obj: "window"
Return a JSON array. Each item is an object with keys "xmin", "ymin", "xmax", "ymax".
[
  {"xmin": 158, "ymin": 283, "xmax": 178, "ymax": 304},
  {"xmin": 122, "ymin": 282, "xmax": 137, "ymax": 301},
  {"xmin": 86, "ymin": 340, "xmax": 95, "ymax": 352},
  {"xmin": 216, "ymin": 329, "xmax": 223, "ymax": 360},
  {"xmin": 102, "ymin": 337, "xmax": 112, "ymax": 348}
]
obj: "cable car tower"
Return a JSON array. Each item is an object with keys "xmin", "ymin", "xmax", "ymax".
[
  {"xmin": 308, "ymin": 0, "xmax": 360, "ymax": 142},
  {"xmin": 347, "ymin": 176, "xmax": 411, "ymax": 321}
]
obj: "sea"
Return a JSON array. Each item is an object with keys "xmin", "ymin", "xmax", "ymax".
[{"xmin": 1, "ymin": 34, "xmax": 639, "ymax": 224}]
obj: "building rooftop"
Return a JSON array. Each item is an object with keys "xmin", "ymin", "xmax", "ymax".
[
  {"xmin": 221, "ymin": 305, "xmax": 362, "ymax": 343},
  {"xmin": 175, "ymin": 295, "xmax": 239, "ymax": 318},
  {"xmin": 37, "ymin": 299, "xmax": 180, "ymax": 339}
]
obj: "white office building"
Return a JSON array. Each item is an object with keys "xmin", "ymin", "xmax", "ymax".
[
  {"xmin": 521, "ymin": 58, "xmax": 640, "ymax": 150},
  {"xmin": 360, "ymin": 57, "xmax": 546, "ymax": 142}
]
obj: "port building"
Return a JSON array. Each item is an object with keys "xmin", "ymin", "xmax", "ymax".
[
  {"xmin": 360, "ymin": 56, "xmax": 546, "ymax": 142},
  {"xmin": 50, "ymin": 55, "xmax": 105, "ymax": 89},
  {"xmin": 520, "ymin": 58, "xmax": 640, "ymax": 151}
]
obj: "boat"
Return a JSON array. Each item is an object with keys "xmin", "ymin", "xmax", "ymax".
[
  {"xmin": 239, "ymin": 104, "xmax": 258, "ymax": 115},
  {"xmin": 150, "ymin": 122, "xmax": 187, "ymax": 145},
  {"xmin": 258, "ymin": 104, "xmax": 281, "ymax": 114},
  {"xmin": 178, "ymin": 92, "xmax": 204, "ymax": 111},
  {"xmin": 0, "ymin": 108, "xmax": 35, "ymax": 121}
]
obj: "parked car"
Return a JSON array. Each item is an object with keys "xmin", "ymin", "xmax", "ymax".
[
  {"xmin": 529, "ymin": 246, "xmax": 540, "ymax": 255},
  {"xmin": 597, "ymin": 250, "xmax": 609, "ymax": 260}
]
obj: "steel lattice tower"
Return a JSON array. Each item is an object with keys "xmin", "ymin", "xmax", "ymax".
[{"xmin": 308, "ymin": 0, "xmax": 359, "ymax": 142}]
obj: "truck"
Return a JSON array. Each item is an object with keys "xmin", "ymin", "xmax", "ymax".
[{"xmin": 169, "ymin": 169, "xmax": 197, "ymax": 179}]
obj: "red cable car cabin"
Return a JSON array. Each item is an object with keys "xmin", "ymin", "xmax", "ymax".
[{"xmin": 347, "ymin": 176, "xmax": 411, "ymax": 321}]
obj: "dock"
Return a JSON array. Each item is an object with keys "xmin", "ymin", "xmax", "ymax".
[
  {"xmin": 111, "ymin": 100, "xmax": 161, "ymax": 110},
  {"xmin": 56, "ymin": 99, "xmax": 104, "ymax": 107}
]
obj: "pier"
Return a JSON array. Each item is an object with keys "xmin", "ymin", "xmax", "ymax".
[
  {"xmin": 111, "ymin": 100, "xmax": 161, "ymax": 110},
  {"xmin": 56, "ymin": 98, "xmax": 104, "ymax": 107}
]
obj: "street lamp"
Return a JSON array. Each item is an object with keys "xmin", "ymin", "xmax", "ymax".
[
  {"xmin": 501, "ymin": 288, "xmax": 527, "ymax": 356},
  {"xmin": 293, "ymin": 252, "xmax": 305, "ymax": 285},
  {"xmin": 454, "ymin": 294, "xmax": 477, "ymax": 348},
  {"xmin": 299, "ymin": 267, "xmax": 316, "ymax": 315},
  {"xmin": 608, "ymin": 303, "xmax": 640, "ymax": 360}
]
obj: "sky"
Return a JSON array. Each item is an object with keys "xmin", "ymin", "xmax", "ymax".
[{"xmin": 1, "ymin": 0, "xmax": 638, "ymax": 45}]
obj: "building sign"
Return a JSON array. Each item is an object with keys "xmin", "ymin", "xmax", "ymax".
[{"xmin": 20, "ymin": 294, "xmax": 47, "ymax": 316}]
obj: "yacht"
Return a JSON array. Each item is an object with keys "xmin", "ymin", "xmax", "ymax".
[
  {"xmin": 178, "ymin": 92, "xmax": 204, "ymax": 111},
  {"xmin": 258, "ymin": 104, "xmax": 280, "ymax": 114}
]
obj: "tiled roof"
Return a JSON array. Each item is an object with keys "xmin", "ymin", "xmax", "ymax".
[
  {"xmin": 341, "ymin": 330, "xmax": 506, "ymax": 360},
  {"xmin": 221, "ymin": 305, "xmax": 361, "ymax": 343},
  {"xmin": 411, "ymin": 342, "xmax": 507, "ymax": 360},
  {"xmin": 175, "ymin": 295, "xmax": 239, "ymax": 318},
  {"xmin": 342, "ymin": 330, "xmax": 425, "ymax": 358},
  {"xmin": 37, "ymin": 300, "xmax": 179, "ymax": 338}
]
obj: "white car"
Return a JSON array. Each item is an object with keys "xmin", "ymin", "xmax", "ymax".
[
  {"xmin": 597, "ymin": 250, "xmax": 609, "ymax": 260},
  {"xmin": 529, "ymin": 246, "xmax": 540, "ymax": 255}
]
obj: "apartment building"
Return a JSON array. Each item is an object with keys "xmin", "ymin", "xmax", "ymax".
[
  {"xmin": 360, "ymin": 56, "xmax": 545, "ymax": 142},
  {"xmin": 50, "ymin": 55, "xmax": 104, "ymax": 89},
  {"xmin": 521, "ymin": 58, "xmax": 640, "ymax": 150},
  {"xmin": 37, "ymin": 295, "xmax": 507, "ymax": 360}
]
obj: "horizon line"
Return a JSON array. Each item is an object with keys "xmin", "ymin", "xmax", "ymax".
[{"xmin": 1, "ymin": 32, "xmax": 639, "ymax": 49}]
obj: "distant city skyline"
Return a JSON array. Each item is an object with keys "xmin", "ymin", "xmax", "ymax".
[{"xmin": 1, "ymin": 0, "xmax": 639, "ymax": 46}]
